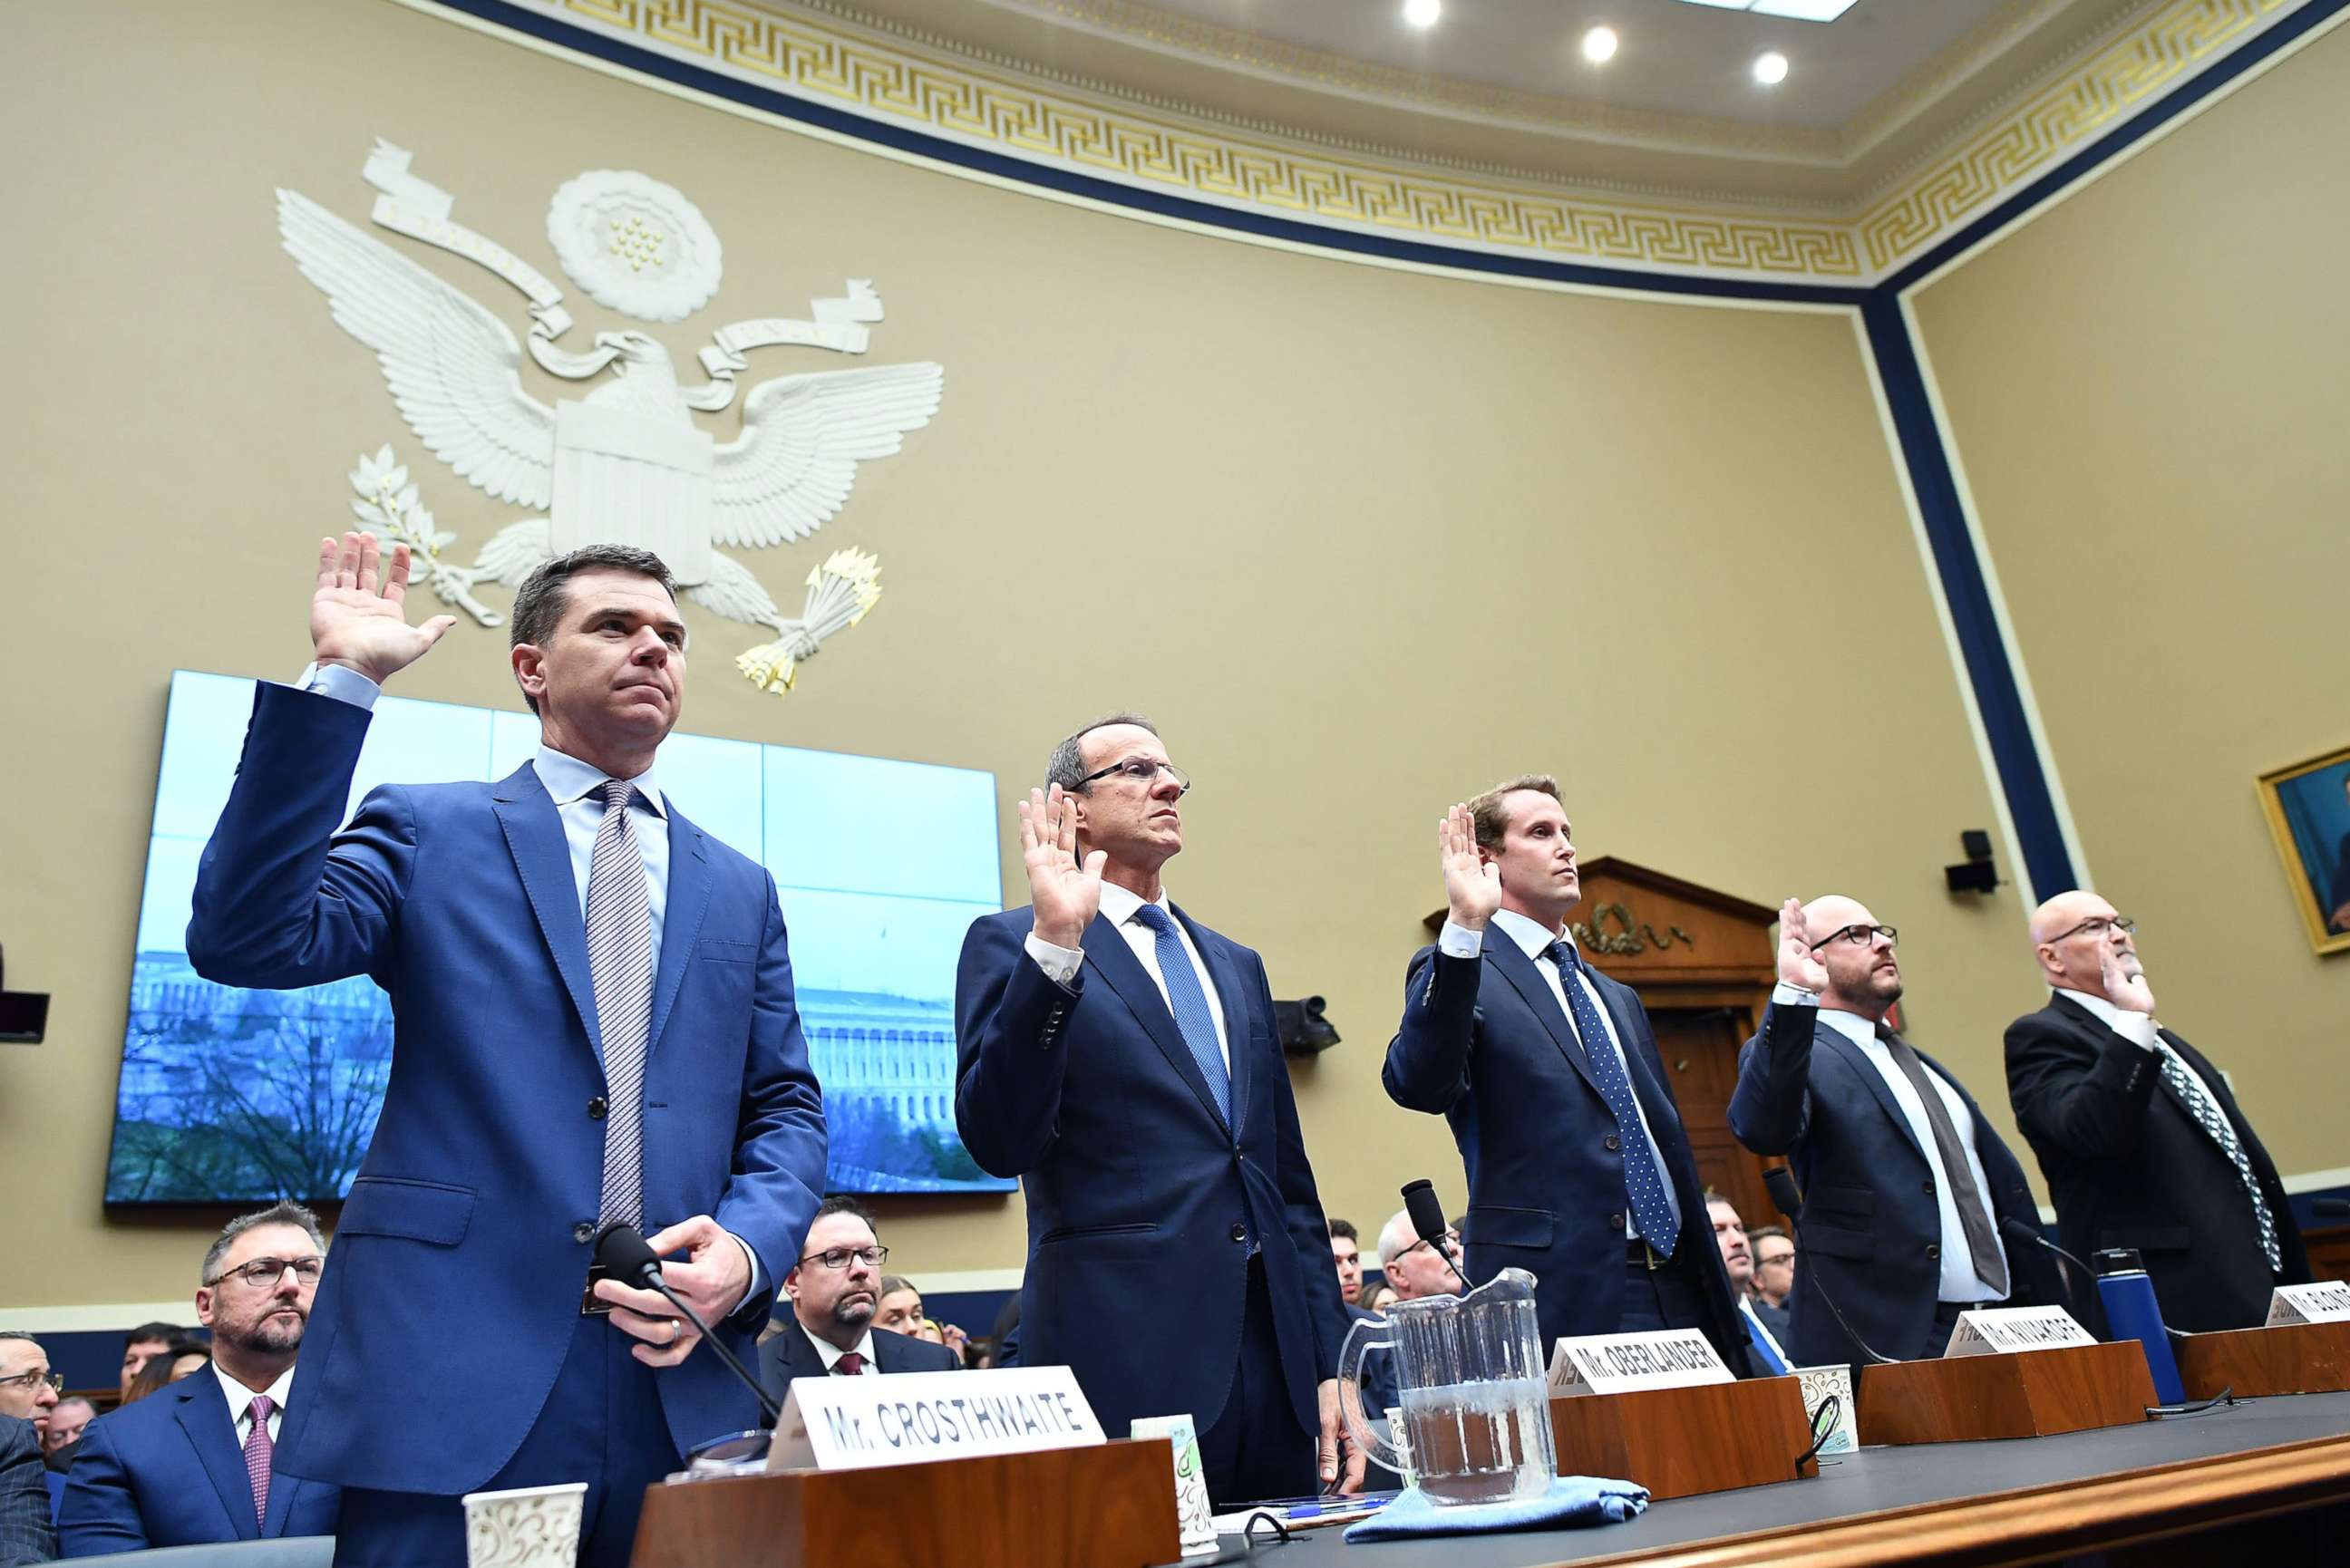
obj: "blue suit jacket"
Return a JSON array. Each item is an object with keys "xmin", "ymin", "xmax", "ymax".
[
  {"xmin": 57, "ymin": 1374, "xmax": 341, "ymax": 1554},
  {"xmin": 954, "ymin": 905, "xmax": 1347, "ymax": 1437},
  {"xmin": 1384, "ymin": 939, "xmax": 1752, "ymax": 1372},
  {"xmin": 1729, "ymin": 1002, "xmax": 2062, "ymax": 1365},
  {"xmin": 185, "ymin": 682, "xmax": 830, "ymax": 1494}
]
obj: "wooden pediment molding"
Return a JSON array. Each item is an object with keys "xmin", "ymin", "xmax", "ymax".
[{"xmin": 1423, "ymin": 854, "xmax": 1775, "ymax": 987}]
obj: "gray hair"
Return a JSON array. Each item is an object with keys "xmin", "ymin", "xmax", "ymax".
[
  {"xmin": 1044, "ymin": 711, "xmax": 1160, "ymax": 791},
  {"xmin": 0, "ymin": 1331, "xmax": 38, "ymax": 1350},
  {"xmin": 1375, "ymin": 1209, "xmax": 1418, "ymax": 1271},
  {"xmin": 508, "ymin": 545, "xmax": 679, "ymax": 714},
  {"xmin": 201, "ymin": 1201, "xmax": 326, "ymax": 1287}
]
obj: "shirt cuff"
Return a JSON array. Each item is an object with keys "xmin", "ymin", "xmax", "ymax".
[
  {"xmin": 2108, "ymin": 1011, "xmax": 2160, "ymax": 1049},
  {"xmin": 724, "ymin": 1229, "xmax": 764, "ymax": 1303},
  {"xmin": 1437, "ymin": 920, "xmax": 1485, "ymax": 959},
  {"xmin": 1024, "ymin": 930, "xmax": 1083, "ymax": 988},
  {"xmin": 1771, "ymin": 982, "xmax": 1821, "ymax": 1007},
  {"xmin": 293, "ymin": 662, "xmax": 383, "ymax": 711}
]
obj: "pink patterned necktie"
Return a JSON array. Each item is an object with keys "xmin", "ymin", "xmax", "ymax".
[{"xmin": 243, "ymin": 1394, "xmax": 275, "ymax": 1527}]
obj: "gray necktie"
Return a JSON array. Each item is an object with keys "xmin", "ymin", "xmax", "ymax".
[
  {"xmin": 2153, "ymin": 1045, "xmax": 2282, "ymax": 1273},
  {"xmin": 587, "ymin": 779, "xmax": 654, "ymax": 1230},
  {"xmin": 1882, "ymin": 1034, "xmax": 2009, "ymax": 1297}
]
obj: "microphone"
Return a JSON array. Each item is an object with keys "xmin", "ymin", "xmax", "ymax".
[
  {"xmin": 594, "ymin": 1224, "xmax": 782, "ymax": 1425},
  {"xmin": 2313, "ymin": 1198, "xmax": 2350, "ymax": 1218},
  {"xmin": 1401, "ymin": 1179, "xmax": 1472, "ymax": 1292},
  {"xmin": 1998, "ymin": 1215, "xmax": 2096, "ymax": 1308},
  {"xmin": 1762, "ymin": 1166, "xmax": 1894, "ymax": 1366}
]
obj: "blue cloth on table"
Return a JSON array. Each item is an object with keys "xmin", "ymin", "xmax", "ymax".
[{"xmin": 1343, "ymin": 1476, "xmax": 1648, "ymax": 1543}]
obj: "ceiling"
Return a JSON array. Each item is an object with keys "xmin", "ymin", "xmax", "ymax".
[{"xmin": 772, "ymin": 0, "xmax": 2159, "ymax": 208}]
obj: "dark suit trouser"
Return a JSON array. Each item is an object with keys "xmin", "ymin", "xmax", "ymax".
[
  {"xmin": 1617, "ymin": 1213, "xmax": 1713, "ymax": 1338},
  {"xmin": 1197, "ymin": 1255, "xmax": 1317, "ymax": 1508},
  {"xmin": 334, "ymin": 1312, "xmax": 683, "ymax": 1568}
]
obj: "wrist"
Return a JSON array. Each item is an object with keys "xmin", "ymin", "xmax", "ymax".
[
  {"xmin": 314, "ymin": 651, "xmax": 391, "ymax": 684},
  {"xmin": 1034, "ymin": 919, "xmax": 1084, "ymax": 951},
  {"xmin": 1449, "ymin": 907, "xmax": 1491, "ymax": 932}
]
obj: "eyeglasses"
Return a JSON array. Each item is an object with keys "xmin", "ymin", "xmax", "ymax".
[
  {"xmin": 1393, "ymin": 1232, "xmax": 1461, "ymax": 1263},
  {"xmin": 798, "ymin": 1245, "xmax": 889, "ymax": 1273},
  {"xmin": 0, "ymin": 1369, "xmax": 62, "ymax": 1396},
  {"xmin": 2049, "ymin": 915, "xmax": 2136, "ymax": 944},
  {"xmin": 205, "ymin": 1255, "xmax": 325, "ymax": 1289},
  {"xmin": 1808, "ymin": 924, "xmax": 1897, "ymax": 953},
  {"xmin": 1074, "ymin": 756, "xmax": 1191, "ymax": 796},
  {"xmin": 1755, "ymin": 1251, "xmax": 1795, "ymax": 1269}
]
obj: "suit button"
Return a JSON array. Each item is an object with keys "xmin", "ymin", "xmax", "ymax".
[
  {"xmin": 1925, "ymin": 1243, "xmax": 1941, "ymax": 1260},
  {"xmin": 573, "ymin": 1222, "xmax": 596, "ymax": 1244},
  {"xmin": 1229, "ymin": 1223, "xmax": 1248, "ymax": 1244},
  {"xmin": 1604, "ymin": 1134, "xmax": 1620, "ymax": 1152},
  {"xmin": 1608, "ymin": 1212, "xmax": 1625, "ymax": 1232},
  {"xmin": 588, "ymin": 1097, "xmax": 607, "ymax": 1120},
  {"xmin": 1921, "ymin": 1180, "xmax": 1935, "ymax": 1196}
]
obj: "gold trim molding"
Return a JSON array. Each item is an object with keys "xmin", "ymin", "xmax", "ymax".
[{"xmin": 504, "ymin": 0, "xmax": 2317, "ymax": 282}]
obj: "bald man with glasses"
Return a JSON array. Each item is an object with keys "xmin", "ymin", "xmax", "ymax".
[
  {"xmin": 2005, "ymin": 893, "xmax": 2308, "ymax": 1331},
  {"xmin": 1729, "ymin": 897, "xmax": 2060, "ymax": 1364}
]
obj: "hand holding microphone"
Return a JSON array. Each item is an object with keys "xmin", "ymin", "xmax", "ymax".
[{"xmin": 595, "ymin": 1223, "xmax": 781, "ymax": 1425}]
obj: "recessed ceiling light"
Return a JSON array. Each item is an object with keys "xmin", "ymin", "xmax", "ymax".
[
  {"xmin": 1403, "ymin": 0, "xmax": 1442, "ymax": 29},
  {"xmin": 1753, "ymin": 51, "xmax": 1790, "ymax": 85},
  {"xmin": 1582, "ymin": 25, "xmax": 1619, "ymax": 63}
]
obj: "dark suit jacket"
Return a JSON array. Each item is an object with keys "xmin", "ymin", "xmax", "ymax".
[
  {"xmin": 1729, "ymin": 1002, "xmax": 2062, "ymax": 1365},
  {"xmin": 955, "ymin": 904, "xmax": 1347, "ymax": 1438},
  {"xmin": 0, "ymin": 1418, "xmax": 52, "ymax": 1568},
  {"xmin": 184, "ymin": 682, "xmax": 830, "ymax": 1493},
  {"xmin": 57, "ymin": 1373, "xmax": 341, "ymax": 1555},
  {"xmin": 757, "ymin": 1321, "xmax": 961, "ymax": 1413},
  {"xmin": 2005, "ymin": 993, "xmax": 2308, "ymax": 1331},
  {"xmin": 1384, "ymin": 934, "xmax": 1753, "ymax": 1373}
]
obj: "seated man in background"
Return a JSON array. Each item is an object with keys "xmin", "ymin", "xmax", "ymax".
[
  {"xmin": 1708, "ymin": 1195, "xmax": 1792, "ymax": 1374},
  {"xmin": 1, "ymin": 1416, "xmax": 55, "ymax": 1568},
  {"xmin": 1329, "ymin": 1219, "xmax": 1364, "ymax": 1306},
  {"xmin": 118, "ymin": 1342, "xmax": 212, "ymax": 1408},
  {"xmin": 116, "ymin": 1326, "xmax": 181, "ymax": 1406},
  {"xmin": 1748, "ymin": 1226, "xmax": 1795, "ymax": 1345},
  {"xmin": 0, "ymin": 1339, "xmax": 59, "ymax": 1437},
  {"xmin": 40, "ymin": 1400, "xmax": 93, "ymax": 1466},
  {"xmin": 59, "ymin": 1204, "xmax": 342, "ymax": 1555},
  {"xmin": 758, "ymin": 1199, "xmax": 959, "ymax": 1408}
]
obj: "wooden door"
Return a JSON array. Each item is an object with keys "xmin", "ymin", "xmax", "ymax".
[{"xmin": 1650, "ymin": 1004, "xmax": 1777, "ymax": 1235}]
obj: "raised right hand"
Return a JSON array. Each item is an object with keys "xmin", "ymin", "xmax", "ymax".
[
  {"xmin": 310, "ymin": 531, "xmax": 456, "ymax": 686},
  {"xmin": 1775, "ymin": 897, "xmax": 1830, "ymax": 992},
  {"xmin": 2095, "ymin": 939, "xmax": 2156, "ymax": 1016},
  {"xmin": 1021, "ymin": 784, "xmax": 1104, "ymax": 950},
  {"xmin": 1440, "ymin": 803, "xmax": 1501, "ymax": 929}
]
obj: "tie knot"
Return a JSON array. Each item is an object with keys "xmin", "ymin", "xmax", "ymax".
[
  {"xmin": 1131, "ymin": 903, "xmax": 1173, "ymax": 934},
  {"xmin": 600, "ymin": 779, "xmax": 635, "ymax": 812},
  {"xmin": 248, "ymin": 1395, "xmax": 275, "ymax": 1422},
  {"xmin": 834, "ymin": 1351, "xmax": 867, "ymax": 1376},
  {"xmin": 1547, "ymin": 938, "xmax": 1580, "ymax": 976}
]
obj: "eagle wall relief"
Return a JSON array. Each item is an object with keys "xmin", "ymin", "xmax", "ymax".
[{"xmin": 280, "ymin": 140, "xmax": 943, "ymax": 694}]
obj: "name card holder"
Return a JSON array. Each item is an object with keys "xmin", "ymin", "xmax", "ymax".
[
  {"xmin": 1546, "ymin": 1332, "xmax": 1815, "ymax": 1500},
  {"xmin": 2175, "ymin": 1320, "xmax": 2350, "ymax": 1400},
  {"xmin": 1859, "ymin": 1341, "xmax": 2157, "ymax": 1446}
]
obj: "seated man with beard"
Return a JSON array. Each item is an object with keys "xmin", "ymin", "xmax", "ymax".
[
  {"xmin": 757, "ymin": 1199, "xmax": 959, "ymax": 1407},
  {"xmin": 61, "ymin": 1204, "xmax": 343, "ymax": 1554}
]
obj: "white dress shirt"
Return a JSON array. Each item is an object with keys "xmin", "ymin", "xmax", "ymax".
[
  {"xmin": 1024, "ymin": 882, "xmax": 1231, "ymax": 1072},
  {"xmin": 801, "ymin": 1322, "xmax": 878, "ymax": 1372},
  {"xmin": 2052, "ymin": 984, "xmax": 2232, "ymax": 1101},
  {"xmin": 1437, "ymin": 909, "xmax": 1681, "ymax": 1244},
  {"xmin": 212, "ymin": 1360, "xmax": 296, "ymax": 1447},
  {"xmin": 1813, "ymin": 1007, "xmax": 2009, "ymax": 1304}
]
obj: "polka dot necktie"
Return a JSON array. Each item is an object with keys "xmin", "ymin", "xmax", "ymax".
[
  {"xmin": 2155, "ymin": 1046, "xmax": 2282, "ymax": 1273},
  {"xmin": 243, "ymin": 1394, "xmax": 275, "ymax": 1528},
  {"xmin": 1548, "ymin": 941, "xmax": 1678, "ymax": 1255}
]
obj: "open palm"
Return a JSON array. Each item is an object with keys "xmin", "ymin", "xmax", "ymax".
[
  {"xmin": 1775, "ymin": 898, "xmax": 1830, "ymax": 992},
  {"xmin": 1021, "ymin": 784, "xmax": 1105, "ymax": 949},
  {"xmin": 310, "ymin": 531, "xmax": 456, "ymax": 684},
  {"xmin": 1440, "ymin": 803, "xmax": 1501, "ymax": 927}
]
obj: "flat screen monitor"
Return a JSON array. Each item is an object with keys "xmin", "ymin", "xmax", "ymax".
[{"xmin": 107, "ymin": 670, "xmax": 1015, "ymax": 1202}]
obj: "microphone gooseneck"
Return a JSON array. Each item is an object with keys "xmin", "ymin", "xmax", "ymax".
[
  {"xmin": 1400, "ymin": 1178, "xmax": 1472, "ymax": 1293},
  {"xmin": 1997, "ymin": 1215, "xmax": 2096, "ymax": 1308},
  {"xmin": 593, "ymin": 1223, "xmax": 782, "ymax": 1424},
  {"xmin": 1761, "ymin": 1167, "xmax": 1896, "ymax": 1366}
]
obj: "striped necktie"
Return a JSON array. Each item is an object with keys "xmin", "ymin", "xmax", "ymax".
[
  {"xmin": 243, "ymin": 1394, "xmax": 275, "ymax": 1528},
  {"xmin": 587, "ymin": 779, "xmax": 655, "ymax": 1230}
]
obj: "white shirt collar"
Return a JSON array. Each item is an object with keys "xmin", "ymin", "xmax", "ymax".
[
  {"xmin": 801, "ymin": 1322, "xmax": 877, "ymax": 1371},
  {"xmin": 1097, "ymin": 879, "xmax": 1170, "ymax": 930},
  {"xmin": 533, "ymin": 743, "xmax": 667, "ymax": 818},
  {"xmin": 1816, "ymin": 1007, "xmax": 1882, "ymax": 1050},
  {"xmin": 210, "ymin": 1360, "xmax": 296, "ymax": 1428},
  {"xmin": 1492, "ymin": 907, "xmax": 1570, "ymax": 960},
  {"xmin": 2054, "ymin": 987, "xmax": 2136, "ymax": 1031}
]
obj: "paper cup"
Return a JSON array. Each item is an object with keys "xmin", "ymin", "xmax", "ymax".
[
  {"xmin": 1129, "ymin": 1414, "xmax": 1219, "ymax": 1554},
  {"xmin": 1793, "ymin": 1364, "xmax": 1858, "ymax": 1457},
  {"xmin": 461, "ymin": 1480, "xmax": 588, "ymax": 1568}
]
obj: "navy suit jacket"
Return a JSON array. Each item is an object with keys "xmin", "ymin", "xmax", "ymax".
[
  {"xmin": 1384, "ymin": 937, "xmax": 1753, "ymax": 1373},
  {"xmin": 1729, "ymin": 1002, "xmax": 2062, "ymax": 1365},
  {"xmin": 57, "ymin": 1374, "xmax": 341, "ymax": 1554},
  {"xmin": 756, "ymin": 1321, "xmax": 960, "ymax": 1413},
  {"xmin": 185, "ymin": 682, "xmax": 830, "ymax": 1494},
  {"xmin": 0, "ymin": 1418, "xmax": 51, "ymax": 1568},
  {"xmin": 954, "ymin": 905, "xmax": 1347, "ymax": 1437}
]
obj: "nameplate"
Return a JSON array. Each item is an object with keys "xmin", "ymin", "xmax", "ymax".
[
  {"xmin": 1942, "ymin": 1306, "xmax": 2097, "ymax": 1357},
  {"xmin": 1547, "ymin": 1330, "xmax": 1734, "ymax": 1396},
  {"xmin": 2267, "ymin": 1281, "xmax": 2350, "ymax": 1326},
  {"xmin": 767, "ymin": 1368, "xmax": 1105, "ymax": 1472}
]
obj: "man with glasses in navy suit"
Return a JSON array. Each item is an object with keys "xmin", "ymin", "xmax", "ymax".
[{"xmin": 956, "ymin": 714, "xmax": 1360, "ymax": 1506}]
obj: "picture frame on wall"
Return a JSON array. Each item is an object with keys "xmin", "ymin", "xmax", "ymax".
[{"xmin": 2257, "ymin": 744, "xmax": 2350, "ymax": 957}]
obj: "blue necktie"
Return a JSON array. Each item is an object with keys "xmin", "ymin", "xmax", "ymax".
[
  {"xmin": 1548, "ymin": 940, "xmax": 1679, "ymax": 1255},
  {"xmin": 1742, "ymin": 1304, "xmax": 1791, "ymax": 1375},
  {"xmin": 1133, "ymin": 905, "xmax": 1231, "ymax": 1125}
]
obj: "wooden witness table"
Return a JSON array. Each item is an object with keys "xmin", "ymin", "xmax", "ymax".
[{"xmin": 1262, "ymin": 1390, "xmax": 2350, "ymax": 1567}]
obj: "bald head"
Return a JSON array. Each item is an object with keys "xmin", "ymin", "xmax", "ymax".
[
  {"xmin": 1801, "ymin": 895, "xmax": 1875, "ymax": 946},
  {"xmin": 1803, "ymin": 894, "xmax": 1902, "ymax": 1021},
  {"xmin": 2029, "ymin": 889, "xmax": 2141, "ymax": 992}
]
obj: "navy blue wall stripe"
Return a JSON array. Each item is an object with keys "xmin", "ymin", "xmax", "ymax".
[{"xmin": 431, "ymin": 0, "xmax": 2347, "ymax": 902}]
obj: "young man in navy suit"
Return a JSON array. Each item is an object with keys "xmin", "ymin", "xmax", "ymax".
[
  {"xmin": 1385, "ymin": 779, "xmax": 1752, "ymax": 1370},
  {"xmin": 757, "ymin": 1198, "xmax": 959, "ymax": 1403},
  {"xmin": 955, "ymin": 714, "xmax": 1361, "ymax": 1506},
  {"xmin": 61, "ymin": 1205, "xmax": 343, "ymax": 1554},
  {"xmin": 186, "ymin": 534, "xmax": 830, "ymax": 1566}
]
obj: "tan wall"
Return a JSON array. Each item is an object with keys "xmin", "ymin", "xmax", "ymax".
[
  {"xmin": 1908, "ymin": 22, "xmax": 2350, "ymax": 1182},
  {"xmin": 1, "ymin": 0, "xmax": 2033, "ymax": 1313}
]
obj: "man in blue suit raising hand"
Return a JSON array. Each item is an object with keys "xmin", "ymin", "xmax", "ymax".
[
  {"xmin": 187, "ymin": 533, "xmax": 829, "ymax": 1566},
  {"xmin": 955, "ymin": 714, "xmax": 1360, "ymax": 1506}
]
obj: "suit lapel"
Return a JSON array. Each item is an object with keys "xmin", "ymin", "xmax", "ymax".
[
  {"xmin": 1083, "ymin": 912, "xmax": 1228, "ymax": 1129},
  {"xmin": 175, "ymin": 1377, "xmax": 259, "ymax": 1543},
  {"xmin": 1815, "ymin": 1022, "xmax": 1928, "ymax": 1164},
  {"xmin": 1180, "ymin": 905, "xmax": 1253, "ymax": 1137},
  {"xmin": 2047, "ymin": 993, "xmax": 2211, "ymax": 1129},
  {"xmin": 491, "ymin": 763, "xmax": 604, "ymax": 1060},
  {"xmin": 644, "ymin": 808, "xmax": 712, "ymax": 1057},
  {"xmin": 1483, "ymin": 934, "xmax": 1598, "ymax": 1093},
  {"xmin": 1597, "ymin": 975, "xmax": 1683, "ymax": 1146}
]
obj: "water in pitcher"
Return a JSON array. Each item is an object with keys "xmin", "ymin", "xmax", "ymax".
[{"xmin": 1397, "ymin": 1376, "xmax": 1553, "ymax": 1505}]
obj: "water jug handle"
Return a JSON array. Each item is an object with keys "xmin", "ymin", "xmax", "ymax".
[{"xmin": 1335, "ymin": 1314, "xmax": 1400, "ymax": 1475}]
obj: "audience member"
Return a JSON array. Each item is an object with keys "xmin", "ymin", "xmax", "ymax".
[
  {"xmin": 871, "ymin": 1276, "xmax": 925, "ymax": 1336},
  {"xmin": 1376, "ymin": 1210, "xmax": 1463, "ymax": 1303},
  {"xmin": 1748, "ymin": 1225, "xmax": 1796, "ymax": 1346},
  {"xmin": 116, "ymin": 1325, "xmax": 181, "ymax": 1404},
  {"xmin": 1, "ymin": 1416, "xmax": 55, "ymax": 1568},
  {"xmin": 119, "ymin": 1341, "xmax": 210, "ymax": 1408},
  {"xmin": 1360, "ymin": 1282, "xmax": 1399, "ymax": 1313},
  {"xmin": 1708, "ymin": 1195, "xmax": 1792, "ymax": 1374},
  {"xmin": 0, "ymin": 1338, "xmax": 59, "ymax": 1431},
  {"xmin": 1328, "ymin": 1220, "xmax": 1364, "ymax": 1306},
  {"xmin": 59, "ymin": 1203, "xmax": 342, "ymax": 1555},
  {"xmin": 40, "ymin": 1399, "xmax": 93, "ymax": 1463},
  {"xmin": 756, "ymin": 1199, "xmax": 959, "ymax": 1411}
]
